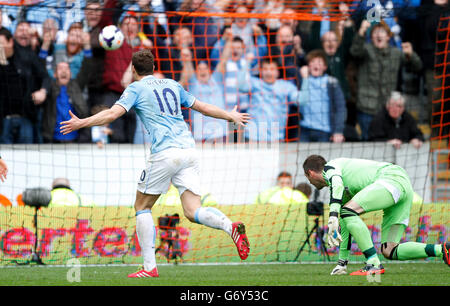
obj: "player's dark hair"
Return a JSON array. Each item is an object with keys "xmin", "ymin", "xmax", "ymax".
[
  {"xmin": 132, "ymin": 49, "xmax": 155, "ymax": 76},
  {"xmin": 303, "ymin": 155, "xmax": 327, "ymax": 173}
]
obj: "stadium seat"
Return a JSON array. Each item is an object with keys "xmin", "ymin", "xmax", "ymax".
[
  {"xmin": 0, "ymin": 194, "xmax": 12, "ymax": 207},
  {"xmin": 16, "ymin": 194, "xmax": 25, "ymax": 206}
]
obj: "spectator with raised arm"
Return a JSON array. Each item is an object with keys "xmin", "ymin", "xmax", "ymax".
[
  {"xmin": 15, "ymin": 20, "xmax": 49, "ymax": 143},
  {"xmin": 41, "ymin": 58, "xmax": 91, "ymax": 143},
  {"xmin": 211, "ymin": 30, "xmax": 252, "ymax": 113},
  {"xmin": 171, "ymin": 0, "xmax": 227, "ymax": 60},
  {"xmin": 38, "ymin": 18, "xmax": 59, "ymax": 72},
  {"xmin": 210, "ymin": 16, "xmax": 267, "ymax": 75},
  {"xmin": 121, "ymin": 0, "xmax": 169, "ymax": 39},
  {"xmin": 0, "ymin": 27, "xmax": 50, "ymax": 144},
  {"xmin": 230, "ymin": 6, "xmax": 266, "ymax": 63},
  {"xmin": 350, "ymin": 20, "xmax": 422, "ymax": 140},
  {"xmin": 157, "ymin": 26, "xmax": 194, "ymax": 81},
  {"xmin": 317, "ymin": 13, "xmax": 357, "ymax": 139},
  {"xmin": 259, "ymin": 0, "xmax": 285, "ymax": 42},
  {"xmin": 118, "ymin": 0, "xmax": 169, "ymax": 76},
  {"xmin": 238, "ymin": 58, "xmax": 309, "ymax": 142},
  {"xmin": 267, "ymin": 24, "xmax": 305, "ymax": 82},
  {"xmin": 13, "ymin": 21, "xmax": 41, "ymax": 52},
  {"xmin": 349, "ymin": 0, "xmax": 421, "ymax": 49},
  {"xmin": 179, "ymin": 48, "xmax": 228, "ymax": 143},
  {"xmin": 308, "ymin": 2, "xmax": 355, "ymax": 102},
  {"xmin": 279, "ymin": 8, "xmax": 307, "ymax": 53},
  {"xmin": 319, "ymin": 30, "xmax": 353, "ymax": 106},
  {"xmin": 39, "ymin": 22, "xmax": 93, "ymax": 80}
]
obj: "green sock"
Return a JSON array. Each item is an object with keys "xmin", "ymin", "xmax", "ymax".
[
  {"xmin": 342, "ymin": 215, "xmax": 380, "ymax": 266},
  {"xmin": 395, "ymin": 242, "xmax": 442, "ymax": 260},
  {"xmin": 366, "ymin": 253, "xmax": 381, "ymax": 267}
]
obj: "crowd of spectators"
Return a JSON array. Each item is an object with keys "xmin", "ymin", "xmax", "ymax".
[{"xmin": 0, "ymin": 0, "xmax": 448, "ymax": 146}]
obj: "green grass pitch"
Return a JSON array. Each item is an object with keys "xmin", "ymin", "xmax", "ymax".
[{"xmin": 1, "ymin": 262, "xmax": 448, "ymax": 286}]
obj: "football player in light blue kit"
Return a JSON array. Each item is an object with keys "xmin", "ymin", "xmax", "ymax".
[{"xmin": 60, "ymin": 49, "xmax": 251, "ymax": 278}]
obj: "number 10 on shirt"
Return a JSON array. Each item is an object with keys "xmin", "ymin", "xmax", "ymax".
[{"xmin": 154, "ymin": 88, "xmax": 179, "ymax": 116}]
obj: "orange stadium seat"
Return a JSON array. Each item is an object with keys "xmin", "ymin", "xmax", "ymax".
[{"xmin": 0, "ymin": 194, "xmax": 12, "ymax": 207}]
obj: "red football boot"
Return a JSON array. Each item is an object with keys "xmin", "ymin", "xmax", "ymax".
[
  {"xmin": 350, "ymin": 264, "xmax": 385, "ymax": 276},
  {"xmin": 127, "ymin": 266, "xmax": 159, "ymax": 278},
  {"xmin": 231, "ymin": 222, "xmax": 250, "ymax": 260}
]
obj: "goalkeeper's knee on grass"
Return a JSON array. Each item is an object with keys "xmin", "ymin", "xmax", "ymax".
[
  {"xmin": 381, "ymin": 242, "xmax": 399, "ymax": 260},
  {"xmin": 381, "ymin": 242, "xmax": 443, "ymax": 260}
]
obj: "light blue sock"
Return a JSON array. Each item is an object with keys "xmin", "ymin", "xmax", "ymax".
[{"xmin": 194, "ymin": 207, "xmax": 232, "ymax": 235}]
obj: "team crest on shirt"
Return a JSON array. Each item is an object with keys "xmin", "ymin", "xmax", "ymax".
[{"xmin": 119, "ymin": 91, "xmax": 129, "ymax": 101}]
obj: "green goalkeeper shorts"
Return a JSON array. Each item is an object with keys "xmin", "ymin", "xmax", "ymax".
[{"xmin": 351, "ymin": 164, "xmax": 413, "ymax": 244}]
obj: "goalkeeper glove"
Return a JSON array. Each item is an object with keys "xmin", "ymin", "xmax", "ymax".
[
  {"xmin": 327, "ymin": 214, "xmax": 342, "ymax": 248},
  {"xmin": 330, "ymin": 259, "xmax": 348, "ymax": 275}
]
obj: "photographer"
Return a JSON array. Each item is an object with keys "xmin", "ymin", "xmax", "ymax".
[
  {"xmin": 255, "ymin": 172, "xmax": 310, "ymax": 205},
  {"xmin": 48, "ymin": 178, "xmax": 96, "ymax": 207}
]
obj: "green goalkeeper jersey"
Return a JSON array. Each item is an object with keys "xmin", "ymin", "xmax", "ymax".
[{"xmin": 323, "ymin": 158, "xmax": 392, "ymax": 212}]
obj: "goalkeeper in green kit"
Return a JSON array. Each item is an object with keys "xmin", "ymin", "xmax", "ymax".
[{"xmin": 303, "ymin": 155, "xmax": 450, "ymax": 275}]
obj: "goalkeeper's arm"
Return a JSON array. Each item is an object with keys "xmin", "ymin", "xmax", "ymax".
[
  {"xmin": 323, "ymin": 167, "xmax": 345, "ymax": 247},
  {"xmin": 326, "ymin": 174, "xmax": 345, "ymax": 217}
]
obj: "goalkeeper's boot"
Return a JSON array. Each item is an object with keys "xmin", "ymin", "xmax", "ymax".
[
  {"xmin": 350, "ymin": 263, "xmax": 385, "ymax": 276},
  {"xmin": 443, "ymin": 242, "xmax": 450, "ymax": 267},
  {"xmin": 330, "ymin": 259, "xmax": 348, "ymax": 275},
  {"xmin": 231, "ymin": 222, "xmax": 250, "ymax": 260},
  {"xmin": 127, "ymin": 266, "xmax": 159, "ymax": 278}
]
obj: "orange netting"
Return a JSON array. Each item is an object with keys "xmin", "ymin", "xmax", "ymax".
[{"xmin": 430, "ymin": 13, "xmax": 450, "ymax": 202}]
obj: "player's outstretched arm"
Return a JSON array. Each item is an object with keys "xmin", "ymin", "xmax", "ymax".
[
  {"xmin": 60, "ymin": 104, "xmax": 126, "ymax": 135},
  {"xmin": 191, "ymin": 100, "xmax": 251, "ymax": 127}
]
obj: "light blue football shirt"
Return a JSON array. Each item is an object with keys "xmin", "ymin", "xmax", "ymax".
[
  {"xmin": 239, "ymin": 76, "xmax": 309, "ymax": 141},
  {"xmin": 188, "ymin": 71, "xmax": 228, "ymax": 141},
  {"xmin": 116, "ymin": 75, "xmax": 196, "ymax": 154},
  {"xmin": 300, "ymin": 75, "xmax": 331, "ymax": 133}
]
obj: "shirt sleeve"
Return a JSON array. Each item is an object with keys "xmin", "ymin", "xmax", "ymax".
[
  {"xmin": 115, "ymin": 83, "xmax": 138, "ymax": 112},
  {"xmin": 177, "ymin": 82, "xmax": 196, "ymax": 108},
  {"xmin": 323, "ymin": 161, "xmax": 345, "ymax": 214}
]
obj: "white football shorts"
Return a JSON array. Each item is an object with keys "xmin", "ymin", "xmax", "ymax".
[{"xmin": 137, "ymin": 147, "xmax": 201, "ymax": 196}]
